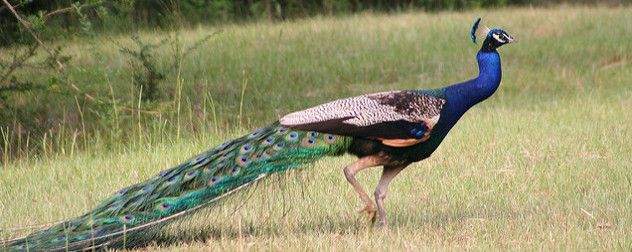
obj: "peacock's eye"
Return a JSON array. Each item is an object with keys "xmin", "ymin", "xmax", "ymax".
[{"xmin": 492, "ymin": 33, "xmax": 504, "ymax": 43}]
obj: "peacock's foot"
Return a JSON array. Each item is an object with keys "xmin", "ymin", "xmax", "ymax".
[
  {"xmin": 375, "ymin": 218, "xmax": 388, "ymax": 228},
  {"xmin": 357, "ymin": 203, "xmax": 377, "ymax": 225}
]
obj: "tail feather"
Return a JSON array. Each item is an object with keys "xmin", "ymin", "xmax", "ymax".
[{"xmin": 3, "ymin": 122, "xmax": 351, "ymax": 251}]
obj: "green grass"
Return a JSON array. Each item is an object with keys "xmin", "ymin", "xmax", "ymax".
[{"xmin": 2, "ymin": 5, "xmax": 632, "ymax": 251}]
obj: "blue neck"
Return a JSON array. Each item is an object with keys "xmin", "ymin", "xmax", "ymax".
[
  {"xmin": 377, "ymin": 50, "xmax": 503, "ymax": 162},
  {"xmin": 443, "ymin": 50, "xmax": 502, "ymax": 117}
]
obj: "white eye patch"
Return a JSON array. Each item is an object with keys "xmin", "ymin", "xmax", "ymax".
[{"xmin": 492, "ymin": 33, "xmax": 506, "ymax": 43}]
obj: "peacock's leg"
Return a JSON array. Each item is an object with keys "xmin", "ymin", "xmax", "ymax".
[
  {"xmin": 374, "ymin": 164, "xmax": 409, "ymax": 227},
  {"xmin": 343, "ymin": 155, "xmax": 385, "ymax": 224}
]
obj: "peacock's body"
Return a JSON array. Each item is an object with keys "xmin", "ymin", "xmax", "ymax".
[{"xmin": 2, "ymin": 18, "xmax": 516, "ymax": 251}]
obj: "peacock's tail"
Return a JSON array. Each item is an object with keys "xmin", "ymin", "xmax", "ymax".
[{"xmin": 2, "ymin": 122, "xmax": 352, "ymax": 251}]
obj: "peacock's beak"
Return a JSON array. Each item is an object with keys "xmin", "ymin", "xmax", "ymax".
[{"xmin": 507, "ymin": 35, "xmax": 518, "ymax": 43}]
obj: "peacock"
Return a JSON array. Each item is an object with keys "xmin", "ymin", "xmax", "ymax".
[{"xmin": 2, "ymin": 18, "xmax": 516, "ymax": 251}]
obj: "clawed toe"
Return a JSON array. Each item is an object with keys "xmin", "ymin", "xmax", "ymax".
[
  {"xmin": 357, "ymin": 204, "xmax": 375, "ymax": 214},
  {"xmin": 357, "ymin": 204, "xmax": 377, "ymax": 224}
]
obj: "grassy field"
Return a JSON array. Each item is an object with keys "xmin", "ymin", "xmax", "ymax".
[{"xmin": 2, "ymin": 5, "xmax": 632, "ymax": 251}]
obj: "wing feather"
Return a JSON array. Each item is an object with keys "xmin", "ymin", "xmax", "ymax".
[{"xmin": 279, "ymin": 91, "xmax": 446, "ymax": 144}]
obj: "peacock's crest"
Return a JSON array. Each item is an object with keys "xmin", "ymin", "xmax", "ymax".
[
  {"xmin": 471, "ymin": 17, "xmax": 490, "ymax": 44},
  {"xmin": 471, "ymin": 17, "xmax": 517, "ymax": 51}
]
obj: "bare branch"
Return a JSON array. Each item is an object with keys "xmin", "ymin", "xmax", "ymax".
[
  {"xmin": 45, "ymin": 2, "xmax": 99, "ymax": 19},
  {"xmin": 0, "ymin": 1, "xmax": 23, "ymax": 15},
  {"xmin": 1, "ymin": 0, "xmax": 64, "ymax": 70}
]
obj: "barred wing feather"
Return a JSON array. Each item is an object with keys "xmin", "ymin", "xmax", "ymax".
[{"xmin": 279, "ymin": 91, "xmax": 446, "ymax": 147}]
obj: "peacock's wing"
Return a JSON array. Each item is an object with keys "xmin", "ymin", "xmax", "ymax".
[{"xmin": 279, "ymin": 91, "xmax": 446, "ymax": 147}]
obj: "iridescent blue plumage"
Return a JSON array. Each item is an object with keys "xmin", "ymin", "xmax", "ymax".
[
  {"xmin": 471, "ymin": 17, "xmax": 482, "ymax": 43},
  {"xmin": 3, "ymin": 18, "xmax": 516, "ymax": 251}
]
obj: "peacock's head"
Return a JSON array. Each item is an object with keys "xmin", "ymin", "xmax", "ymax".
[{"xmin": 471, "ymin": 17, "xmax": 517, "ymax": 52}]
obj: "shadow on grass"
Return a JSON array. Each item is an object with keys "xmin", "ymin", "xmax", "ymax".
[
  {"xmin": 150, "ymin": 217, "xmax": 364, "ymax": 248},
  {"xmin": 147, "ymin": 204, "xmax": 535, "ymax": 249}
]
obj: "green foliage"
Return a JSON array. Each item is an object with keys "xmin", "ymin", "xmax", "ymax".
[
  {"xmin": 175, "ymin": 0, "xmax": 234, "ymax": 22},
  {"xmin": 0, "ymin": 0, "xmax": 223, "ymax": 160},
  {"xmin": 118, "ymin": 35, "xmax": 168, "ymax": 102},
  {"xmin": 0, "ymin": 76, "xmax": 36, "ymax": 101},
  {"xmin": 2, "ymin": 0, "xmax": 628, "ymax": 46}
]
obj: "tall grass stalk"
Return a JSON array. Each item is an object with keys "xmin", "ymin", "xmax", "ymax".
[
  {"xmin": 176, "ymin": 78, "xmax": 184, "ymax": 140},
  {"xmin": 41, "ymin": 132, "xmax": 47, "ymax": 158},
  {"xmin": 109, "ymin": 84, "xmax": 120, "ymax": 134},
  {"xmin": 205, "ymin": 81, "xmax": 219, "ymax": 135},
  {"xmin": 137, "ymin": 85, "xmax": 143, "ymax": 147},
  {"xmin": 70, "ymin": 131, "xmax": 78, "ymax": 158},
  {"xmin": 74, "ymin": 96, "xmax": 88, "ymax": 150},
  {"xmin": 239, "ymin": 71, "xmax": 248, "ymax": 129},
  {"xmin": 1, "ymin": 127, "xmax": 9, "ymax": 167}
]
